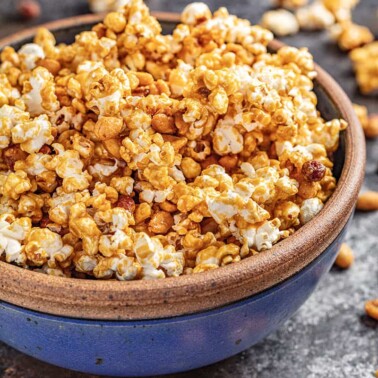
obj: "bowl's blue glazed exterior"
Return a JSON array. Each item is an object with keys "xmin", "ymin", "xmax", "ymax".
[{"xmin": 0, "ymin": 218, "xmax": 349, "ymax": 377}]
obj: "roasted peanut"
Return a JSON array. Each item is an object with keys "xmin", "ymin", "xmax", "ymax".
[
  {"xmin": 365, "ymin": 299, "xmax": 378, "ymax": 320},
  {"xmin": 218, "ymin": 155, "xmax": 238, "ymax": 170},
  {"xmin": 357, "ymin": 191, "xmax": 378, "ymax": 211},
  {"xmin": 181, "ymin": 157, "xmax": 201, "ymax": 179},
  {"xmin": 334, "ymin": 243, "xmax": 354, "ymax": 269},
  {"xmin": 37, "ymin": 59, "xmax": 61, "ymax": 76},
  {"xmin": 364, "ymin": 115, "xmax": 378, "ymax": 139},
  {"xmin": 94, "ymin": 117, "xmax": 124, "ymax": 141},
  {"xmin": 148, "ymin": 211, "xmax": 173, "ymax": 234},
  {"xmin": 151, "ymin": 114, "xmax": 177, "ymax": 134}
]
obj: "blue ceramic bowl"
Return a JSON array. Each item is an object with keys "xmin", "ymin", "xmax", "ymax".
[
  {"xmin": 0, "ymin": 222, "xmax": 349, "ymax": 377},
  {"xmin": 0, "ymin": 14, "xmax": 365, "ymax": 377}
]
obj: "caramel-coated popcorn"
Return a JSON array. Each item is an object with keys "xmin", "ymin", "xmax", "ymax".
[
  {"xmin": 260, "ymin": 9, "xmax": 300, "ymax": 37},
  {"xmin": 296, "ymin": 2, "xmax": 335, "ymax": 30},
  {"xmin": 322, "ymin": 0, "xmax": 359, "ymax": 22},
  {"xmin": 330, "ymin": 21, "xmax": 374, "ymax": 51},
  {"xmin": 0, "ymin": 0, "xmax": 346, "ymax": 280},
  {"xmin": 349, "ymin": 42, "xmax": 378, "ymax": 94}
]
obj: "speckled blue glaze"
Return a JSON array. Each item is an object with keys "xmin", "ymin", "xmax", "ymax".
[{"xmin": 0, "ymin": 217, "xmax": 350, "ymax": 377}]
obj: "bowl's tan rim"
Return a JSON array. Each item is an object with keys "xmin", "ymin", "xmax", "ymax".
[{"xmin": 0, "ymin": 13, "xmax": 366, "ymax": 320}]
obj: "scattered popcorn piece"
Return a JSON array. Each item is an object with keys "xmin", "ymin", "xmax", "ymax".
[
  {"xmin": 334, "ymin": 243, "xmax": 354, "ymax": 268},
  {"xmin": 353, "ymin": 104, "xmax": 378, "ymax": 139},
  {"xmin": 88, "ymin": 0, "xmax": 130, "ymax": 13},
  {"xmin": 353, "ymin": 103, "xmax": 369, "ymax": 131},
  {"xmin": 350, "ymin": 42, "xmax": 378, "ymax": 94},
  {"xmin": 322, "ymin": 0, "xmax": 359, "ymax": 22},
  {"xmin": 330, "ymin": 21, "xmax": 373, "ymax": 51},
  {"xmin": 261, "ymin": 9, "xmax": 300, "ymax": 36},
  {"xmin": 181, "ymin": 2, "xmax": 212, "ymax": 25},
  {"xmin": 296, "ymin": 2, "xmax": 335, "ymax": 30},
  {"xmin": 356, "ymin": 191, "xmax": 378, "ymax": 211}
]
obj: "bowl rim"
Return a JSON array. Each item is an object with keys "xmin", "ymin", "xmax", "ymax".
[{"xmin": 0, "ymin": 13, "xmax": 366, "ymax": 320}]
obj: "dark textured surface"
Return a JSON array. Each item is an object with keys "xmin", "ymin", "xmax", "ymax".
[{"xmin": 0, "ymin": 1, "xmax": 377, "ymax": 377}]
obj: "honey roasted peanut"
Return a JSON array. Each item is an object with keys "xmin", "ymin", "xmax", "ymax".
[
  {"xmin": 356, "ymin": 191, "xmax": 378, "ymax": 211},
  {"xmin": 365, "ymin": 299, "xmax": 378, "ymax": 321},
  {"xmin": 334, "ymin": 243, "xmax": 354, "ymax": 269},
  {"xmin": 94, "ymin": 117, "xmax": 124, "ymax": 141}
]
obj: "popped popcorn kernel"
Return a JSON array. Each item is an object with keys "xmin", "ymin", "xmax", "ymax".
[
  {"xmin": 21, "ymin": 66, "xmax": 60, "ymax": 116},
  {"xmin": 300, "ymin": 198, "xmax": 324, "ymax": 224},
  {"xmin": 330, "ymin": 21, "xmax": 373, "ymax": 51},
  {"xmin": 11, "ymin": 114, "xmax": 53, "ymax": 153},
  {"xmin": 296, "ymin": 2, "xmax": 335, "ymax": 30},
  {"xmin": 0, "ymin": 171, "xmax": 32, "ymax": 200},
  {"xmin": 261, "ymin": 9, "xmax": 299, "ymax": 37},
  {"xmin": 181, "ymin": 3, "xmax": 212, "ymax": 26},
  {"xmin": 322, "ymin": 0, "xmax": 359, "ymax": 22},
  {"xmin": 24, "ymin": 228, "xmax": 73, "ymax": 266},
  {"xmin": 349, "ymin": 42, "xmax": 378, "ymax": 94}
]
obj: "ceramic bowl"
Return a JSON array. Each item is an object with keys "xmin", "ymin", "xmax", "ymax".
[{"xmin": 0, "ymin": 13, "xmax": 365, "ymax": 377}]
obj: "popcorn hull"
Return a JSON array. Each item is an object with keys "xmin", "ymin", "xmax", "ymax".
[{"xmin": 0, "ymin": 219, "xmax": 349, "ymax": 377}]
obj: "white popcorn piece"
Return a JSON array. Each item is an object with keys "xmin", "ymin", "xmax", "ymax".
[
  {"xmin": 18, "ymin": 43, "xmax": 45, "ymax": 70},
  {"xmin": 134, "ymin": 232, "xmax": 184, "ymax": 279},
  {"xmin": 0, "ymin": 105, "xmax": 30, "ymax": 149},
  {"xmin": 255, "ymin": 220, "xmax": 282, "ymax": 251},
  {"xmin": 0, "ymin": 214, "xmax": 30, "ymax": 264},
  {"xmin": 213, "ymin": 117, "xmax": 244, "ymax": 156},
  {"xmin": 11, "ymin": 115, "xmax": 53, "ymax": 154},
  {"xmin": 181, "ymin": 2, "xmax": 212, "ymax": 25},
  {"xmin": 46, "ymin": 144, "xmax": 91, "ymax": 192},
  {"xmin": 240, "ymin": 162, "xmax": 256, "ymax": 178},
  {"xmin": 300, "ymin": 198, "xmax": 324, "ymax": 224},
  {"xmin": 89, "ymin": 160, "xmax": 120, "ymax": 177},
  {"xmin": 21, "ymin": 67, "xmax": 60, "ymax": 116},
  {"xmin": 296, "ymin": 2, "xmax": 335, "ymax": 30},
  {"xmin": 261, "ymin": 9, "xmax": 300, "ymax": 36}
]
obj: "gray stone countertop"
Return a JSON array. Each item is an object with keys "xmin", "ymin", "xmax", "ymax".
[{"xmin": 0, "ymin": 0, "xmax": 377, "ymax": 377}]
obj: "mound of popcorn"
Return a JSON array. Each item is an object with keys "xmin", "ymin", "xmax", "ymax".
[{"xmin": 0, "ymin": 0, "xmax": 347, "ymax": 280}]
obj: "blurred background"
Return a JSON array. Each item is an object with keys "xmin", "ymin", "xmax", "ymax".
[{"xmin": 0, "ymin": 1, "xmax": 377, "ymax": 377}]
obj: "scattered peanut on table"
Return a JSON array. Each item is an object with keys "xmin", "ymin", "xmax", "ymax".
[
  {"xmin": 365, "ymin": 115, "xmax": 378, "ymax": 139},
  {"xmin": 356, "ymin": 192, "xmax": 378, "ymax": 211},
  {"xmin": 334, "ymin": 243, "xmax": 354, "ymax": 269},
  {"xmin": 365, "ymin": 299, "xmax": 378, "ymax": 321}
]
